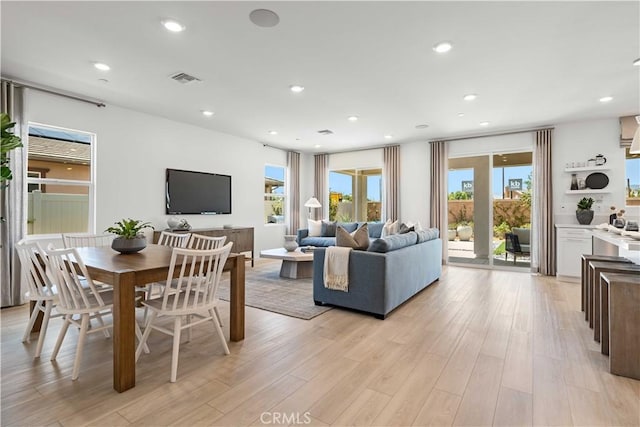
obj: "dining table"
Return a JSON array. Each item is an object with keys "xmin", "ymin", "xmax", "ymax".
[{"xmin": 73, "ymin": 244, "xmax": 246, "ymax": 393}]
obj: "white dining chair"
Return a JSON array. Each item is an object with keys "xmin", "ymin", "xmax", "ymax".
[
  {"xmin": 16, "ymin": 240, "xmax": 60, "ymax": 359},
  {"xmin": 62, "ymin": 233, "xmax": 114, "ymax": 249},
  {"xmin": 188, "ymin": 234, "xmax": 228, "ymax": 327},
  {"xmin": 136, "ymin": 243, "xmax": 233, "ymax": 382},
  {"xmin": 46, "ymin": 247, "xmax": 149, "ymax": 380}
]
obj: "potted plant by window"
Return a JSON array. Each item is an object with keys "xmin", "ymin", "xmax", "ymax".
[
  {"xmin": 105, "ymin": 219, "xmax": 154, "ymax": 254},
  {"xmin": 576, "ymin": 197, "xmax": 595, "ymax": 225}
]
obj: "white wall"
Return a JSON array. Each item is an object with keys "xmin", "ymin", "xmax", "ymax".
[
  {"xmin": 553, "ymin": 118, "xmax": 630, "ymax": 224},
  {"xmin": 25, "ymin": 90, "xmax": 288, "ymax": 253}
]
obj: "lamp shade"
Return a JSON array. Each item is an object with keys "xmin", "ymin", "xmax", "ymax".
[
  {"xmin": 304, "ymin": 197, "xmax": 322, "ymax": 208},
  {"xmin": 630, "ymin": 116, "xmax": 640, "ymax": 154}
]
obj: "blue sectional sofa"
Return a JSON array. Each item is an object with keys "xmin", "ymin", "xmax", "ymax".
[
  {"xmin": 312, "ymin": 229, "xmax": 442, "ymax": 319},
  {"xmin": 297, "ymin": 221, "xmax": 384, "ymax": 247}
]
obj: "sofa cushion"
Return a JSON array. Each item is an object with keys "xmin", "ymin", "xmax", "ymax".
[
  {"xmin": 365, "ymin": 222, "xmax": 384, "ymax": 238},
  {"xmin": 513, "ymin": 227, "xmax": 530, "ymax": 245},
  {"xmin": 416, "ymin": 228, "xmax": 440, "ymax": 243},
  {"xmin": 321, "ymin": 221, "xmax": 337, "ymax": 237},
  {"xmin": 337, "ymin": 222, "xmax": 358, "ymax": 233},
  {"xmin": 336, "ymin": 224, "xmax": 369, "ymax": 250},
  {"xmin": 367, "ymin": 231, "xmax": 418, "ymax": 253},
  {"xmin": 308, "ymin": 219, "xmax": 322, "ymax": 237},
  {"xmin": 300, "ymin": 236, "xmax": 336, "ymax": 247}
]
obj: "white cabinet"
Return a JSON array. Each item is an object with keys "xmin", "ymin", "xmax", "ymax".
[{"xmin": 556, "ymin": 227, "xmax": 593, "ymax": 279}]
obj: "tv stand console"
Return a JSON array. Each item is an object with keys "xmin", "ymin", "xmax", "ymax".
[{"xmin": 153, "ymin": 226, "xmax": 254, "ymax": 266}]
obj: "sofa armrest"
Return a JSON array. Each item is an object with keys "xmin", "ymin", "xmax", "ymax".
[{"xmin": 297, "ymin": 229, "xmax": 309, "ymax": 243}]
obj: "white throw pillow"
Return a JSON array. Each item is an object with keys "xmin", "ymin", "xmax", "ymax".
[
  {"xmin": 381, "ymin": 219, "xmax": 398, "ymax": 238},
  {"xmin": 308, "ymin": 219, "xmax": 322, "ymax": 237}
]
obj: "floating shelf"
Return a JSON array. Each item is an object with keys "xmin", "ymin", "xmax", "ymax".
[
  {"xmin": 564, "ymin": 166, "xmax": 610, "ymax": 173},
  {"xmin": 565, "ymin": 189, "xmax": 610, "ymax": 194}
]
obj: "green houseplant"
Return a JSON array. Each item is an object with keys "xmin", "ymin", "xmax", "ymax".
[
  {"xmin": 576, "ymin": 197, "xmax": 595, "ymax": 225},
  {"xmin": 105, "ymin": 218, "xmax": 154, "ymax": 254},
  {"xmin": 1, "ymin": 113, "xmax": 23, "ymax": 187}
]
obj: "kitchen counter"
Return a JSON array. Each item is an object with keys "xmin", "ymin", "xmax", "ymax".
[
  {"xmin": 555, "ymin": 224, "xmax": 597, "ymax": 229},
  {"xmin": 592, "ymin": 230, "xmax": 640, "ymax": 252}
]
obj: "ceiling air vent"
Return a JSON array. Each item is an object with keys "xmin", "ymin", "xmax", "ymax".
[
  {"xmin": 317, "ymin": 129, "xmax": 334, "ymax": 136},
  {"xmin": 169, "ymin": 72, "xmax": 202, "ymax": 84}
]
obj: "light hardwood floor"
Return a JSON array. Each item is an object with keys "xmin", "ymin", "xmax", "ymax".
[{"xmin": 1, "ymin": 263, "xmax": 639, "ymax": 426}]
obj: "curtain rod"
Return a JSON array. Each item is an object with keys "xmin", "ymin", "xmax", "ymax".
[
  {"xmin": 429, "ymin": 126, "xmax": 554, "ymax": 143},
  {"xmin": 1, "ymin": 77, "xmax": 106, "ymax": 108}
]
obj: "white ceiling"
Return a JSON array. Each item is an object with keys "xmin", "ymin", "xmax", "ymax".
[{"xmin": 2, "ymin": 1, "xmax": 639, "ymax": 153}]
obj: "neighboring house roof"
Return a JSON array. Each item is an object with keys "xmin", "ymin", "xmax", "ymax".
[{"xmin": 28, "ymin": 136, "xmax": 90, "ymax": 165}]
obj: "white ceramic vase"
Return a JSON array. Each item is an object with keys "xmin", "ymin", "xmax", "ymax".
[{"xmin": 284, "ymin": 235, "xmax": 298, "ymax": 252}]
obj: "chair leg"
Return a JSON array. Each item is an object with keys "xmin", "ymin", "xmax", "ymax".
[
  {"xmin": 34, "ymin": 301, "xmax": 53, "ymax": 359},
  {"xmin": 210, "ymin": 308, "xmax": 230, "ymax": 355},
  {"xmin": 170, "ymin": 316, "xmax": 182, "ymax": 383},
  {"xmin": 51, "ymin": 315, "xmax": 71, "ymax": 361},
  {"xmin": 94, "ymin": 312, "xmax": 111, "ymax": 338},
  {"xmin": 513, "ymin": 254, "xmax": 517, "ymax": 265},
  {"xmin": 136, "ymin": 311, "xmax": 157, "ymax": 362},
  {"xmin": 72, "ymin": 314, "xmax": 90, "ymax": 380},
  {"xmin": 22, "ymin": 300, "xmax": 42, "ymax": 343},
  {"xmin": 186, "ymin": 315, "xmax": 192, "ymax": 343},
  {"xmin": 213, "ymin": 306, "xmax": 223, "ymax": 327},
  {"xmin": 135, "ymin": 322, "xmax": 150, "ymax": 354}
]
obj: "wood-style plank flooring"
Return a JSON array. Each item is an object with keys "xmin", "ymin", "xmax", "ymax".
[{"xmin": 2, "ymin": 262, "xmax": 639, "ymax": 426}]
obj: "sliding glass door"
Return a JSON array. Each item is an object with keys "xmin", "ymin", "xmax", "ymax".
[{"xmin": 447, "ymin": 152, "xmax": 532, "ymax": 269}]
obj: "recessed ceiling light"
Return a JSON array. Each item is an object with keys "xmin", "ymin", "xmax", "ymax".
[
  {"xmin": 458, "ymin": 113, "xmax": 465, "ymax": 117},
  {"xmin": 480, "ymin": 121, "xmax": 490, "ymax": 126},
  {"xmin": 432, "ymin": 41, "xmax": 453, "ymax": 53},
  {"xmin": 347, "ymin": 116, "xmax": 359, "ymax": 122},
  {"xmin": 314, "ymin": 144, "xmax": 322, "ymax": 148},
  {"xmin": 66, "ymin": 167, "xmax": 73, "ymax": 170},
  {"xmin": 268, "ymin": 130, "xmax": 278, "ymax": 135},
  {"xmin": 384, "ymin": 134, "xmax": 393, "ymax": 139},
  {"xmin": 463, "ymin": 94, "xmax": 477, "ymax": 101},
  {"xmin": 599, "ymin": 96, "xmax": 613, "ymax": 103},
  {"xmin": 290, "ymin": 85, "xmax": 304, "ymax": 93},
  {"xmin": 93, "ymin": 62, "xmax": 110, "ymax": 71},
  {"xmin": 201, "ymin": 110, "xmax": 214, "ymax": 117},
  {"xmin": 249, "ymin": 9, "xmax": 280, "ymax": 27},
  {"xmin": 634, "ymin": 58, "xmax": 640, "ymax": 66},
  {"xmin": 162, "ymin": 19, "xmax": 185, "ymax": 32},
  {"xmin": 415, "ymin": 124, "xmax": 429, "ymax": 129}
]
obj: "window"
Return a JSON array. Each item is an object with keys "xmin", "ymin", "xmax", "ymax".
[
  {"xmin": 329, "ymin": 168, "xmax": 382, "ymax": 222},
  {"xmin": 626, "ymin": 147, "xmax": 640, "ymax": 206},
  {"xmin": 264, "ymin": 165, "xmax": 285, "ymax": 224},
  {"xmin": 26, "ymin": 123, "xmax": 95, "ymax": 235}
]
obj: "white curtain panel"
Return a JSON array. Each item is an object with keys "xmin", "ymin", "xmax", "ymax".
[
  {"xmin": 1, "ymin": 81, "xmax": 27, "ymax": 307},
  {"xmin": 383, "ymin": 145, "xmax": 400, "ymax": 222},
  {"xmin": 531, "ymin": 128, "xmax": 555, "ymax": 276},
  {"xmin": 429, "ymin": 140, "xmax": 448, "ymax": 264},
  {"xmin": 287, "ymin": 151, "xmax": 300, "ymax": 234},
  {"xmin": 314, "ymin": 154, "xmax": 328, "ymax": 220}
]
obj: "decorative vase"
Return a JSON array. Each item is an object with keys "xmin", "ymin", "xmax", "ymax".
[
  {"xmin": 283, "ymin": 235, "xmax": 298, "ymax": 252},
  {"xmin": 448, "ymin": 229, "xmax": 457, "ymax": 241},
  {"xmin": 456, "ymin": 225, "xmax": 473, "ymax": 241},
  {"xmin": 576, "ymin": 209, "xmax": 594, "ymax": 225},
  {"xmin": 111, "ymin": 237, "xmax": 147, "ymax": 254},
  {"xmin": 570, "ymin": 173, "xmax": 578, "ymax": 190}
]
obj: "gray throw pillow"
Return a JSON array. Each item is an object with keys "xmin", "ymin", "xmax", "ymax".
[
  {"xmin": 399, "ymin": 223, "xmax": 415, "ymax": 234},
  {"xmin": 321, "ymin": 221, "xmax": 337, "ymax": 237},
  {"xmin": 336, "ymin": 224, "xmax": 369, "ymax": 250}
]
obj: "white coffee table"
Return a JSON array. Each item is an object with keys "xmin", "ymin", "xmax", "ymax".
[{"xmin": 260, "ymin": 247, "xmax": 314, "ymax": 279}]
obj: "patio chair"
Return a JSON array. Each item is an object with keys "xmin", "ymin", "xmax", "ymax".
[
  {"xmin": 136, "ymin": 243, "xmax": 233, "ymax": 382},
  {"xmin": 505, "ymin": 228, "xmax": 530, "ymax": 264}
]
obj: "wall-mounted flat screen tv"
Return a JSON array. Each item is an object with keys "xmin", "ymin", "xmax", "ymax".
[{"xmin": 166, "ymin": 168, "xmax": 231, "ymax": 215}]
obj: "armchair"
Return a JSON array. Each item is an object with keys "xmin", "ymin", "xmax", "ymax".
[{"xmin": 505, "ymin": 227, "xmax": 531, "ymax": 264}]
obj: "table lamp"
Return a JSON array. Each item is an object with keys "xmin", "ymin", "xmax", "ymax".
[{"xmin": 304, "ymin": 197, "xmax": 322, "ymax": 218}]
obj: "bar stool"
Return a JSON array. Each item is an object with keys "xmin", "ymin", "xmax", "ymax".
[
  {"xmin": 580, "ymin": 254, "xmax": 630, "ymax": 314},
  {"xmin": 588, "ymin": 261, "xmax": 640, "ymax": 341},
  {"xmin": 603, "ymin": 272, "xmax": 640, "ymax": 380},
  {"xmin": 599, "ymin": 272, "xmax": 640, "ymax": 356}
]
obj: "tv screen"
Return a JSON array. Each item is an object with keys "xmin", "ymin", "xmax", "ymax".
[{"xmin": 166, "ymin": 168, "xmax": 231, "ymax": 215}]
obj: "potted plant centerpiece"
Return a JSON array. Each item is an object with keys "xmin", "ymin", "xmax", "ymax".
[
  {"xmin": 576, "ymin": 197, "xmax": 595, "ymax": 225},
  {"xmin": 105, "ymin": 218, "xmax": 154, "ymax": 254}
]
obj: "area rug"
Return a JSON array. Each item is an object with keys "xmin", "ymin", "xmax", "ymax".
[{"xmin": 217, "ymin": 260, "xmax": 333, "ymax": 320}]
